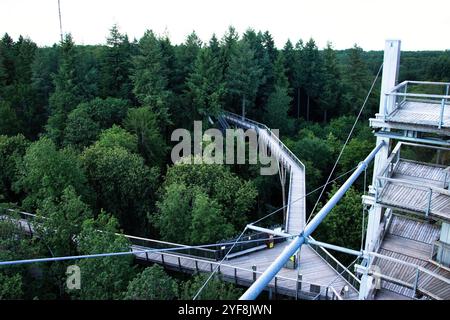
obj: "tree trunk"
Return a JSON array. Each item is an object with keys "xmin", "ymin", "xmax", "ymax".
[{"xmin": 306, "ymin": 95, "xmax": 310, "ymax": 121}]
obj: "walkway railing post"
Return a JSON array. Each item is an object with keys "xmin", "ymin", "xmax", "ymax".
[
  {"xmin": 274, "ymin": 277, "xmax": 278, "ymax": 297},
  {"xmin": 426, "ymin": 189, "xmax": 432, "ymax": 216},
  {"xmin": 178, "ymin": 257, "xmax": 182, "ymax": 271},
  {"xmin": 252, "ymin": 265, "xmax": 257, "ymax": 282},
  {"xmin": 296, "ymin": 273, "xmax": 302, "ymax": 300}
]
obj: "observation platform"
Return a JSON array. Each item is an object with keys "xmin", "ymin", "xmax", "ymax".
[
  {"xmin": 370, "ymin": 81, "xmax": 450, "ymax": 135},
  {"xmin": 373, "ymin": 142, "xmax": 450, "ymax": 221},
  {"xmin": 372, "ymin": 215, "xmax": 450, "ymax": 300}
]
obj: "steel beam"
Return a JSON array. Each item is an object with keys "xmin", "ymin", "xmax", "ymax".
[{"xmin": 246, "ymin": 225, "xmax": 292, "ymax": 238}]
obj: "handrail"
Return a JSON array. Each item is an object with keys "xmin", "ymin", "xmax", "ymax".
[
  {"xmin": 384, "ymin": 80, "xmax": 450, "ymax": 128},
  {"xmin": 377, "ymin": 176, "xmax": 450, "ymax": 196},
  {"xmin": 367, "ymin": 251, "xmax": 450, "ymax": 285},
  {"xmin": 285, "ymin": 170, "xmax": 293, "ymax": 232},
  {"xmin": 388, "ymin": 92, "xmax": 450, "ymax": 100},
  {"xmin": 307, "ymin": 236, "xmax": 361, "ymax": 289},
  {"xmin": 138, "ymin": 248, "xmax": 343, "ymax": 300},
  {"xmin": 223, "ymin": 111, "xmax": 306, "ymax": 171},
  {"xmin": 375, "ymin": 142, "xmax": 450, "ymax": 190}
]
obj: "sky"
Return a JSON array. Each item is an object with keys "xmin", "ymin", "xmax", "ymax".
[{"xmin": 0, "ymin": 0, "xmax": 449, "ymax": 51}]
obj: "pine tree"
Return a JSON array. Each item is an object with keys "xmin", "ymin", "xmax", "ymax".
[
  {"xmin": 46, "ymin": 34, "xmax": 81, "ymax": 145},
  {"xmin": 299, "ymin": 38, "xmax": 323, "ymax": 121},
  {"xmin": 342, "ymin": 44, "xmax": 371, "ymax": 115},
  {"xmin": 320, "ymin": 42, "xmax": 341, "ymax": 122},
  {"xmin": 131, "ymin": 30, "xmax": 172, "ymax": 128},
  {"xmin": 100, "ymin": 24, "xmax": 133, "ymax": 101},
  {"xmin": 224, "ymin": 40, "xmax": 262, "ymax": 116},
  {"xmin": 186, "ymin": 47, "xmax": 225, "ymax": 120},
  {"xmin": 263, "ymin": 54, "xmax": 293, "ymax": 134}
]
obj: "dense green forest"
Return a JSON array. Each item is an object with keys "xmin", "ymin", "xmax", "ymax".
[{"xmin": 0, "ymin": 25, "xmax": 449, "ymax": 300}]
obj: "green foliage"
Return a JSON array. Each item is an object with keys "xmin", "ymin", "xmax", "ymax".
[
  {"xmin": 86, "ymin": 97, "xmax": 130, "ymax": 129},
  {"xmin": 63, "ymin": 97, "xmax": 131, "ymax": 149},
  {"xmin": 132, "ymin": 30, "xmax": 172, "ymax": 127},
  {"xmin": 320, "ymin": 42, "xmax": 341, "ymax": 122},
  {"xmin": 0, "ymin": 273, "xmax": 23, "ymax": 299},
  {"xmin": 95, "ymin": 125, "xmax": 138, "ymax": 153},
  {"xmin": 0, "ymin": 100, "xmax": 20, "ymax": 136},
  {"xmin": 14, "ymin": 137, "xmax": 89, "ymax": 210},
  {"xmin": 162, "ymin": 162, "xmax": 257, "ymax": 228},
  {"xmin": 72, "ymin": 213, "xmax": 135, "ymax": 300},
  {"xmin": 224, "ymin": 39, "xmax": 263, "ymax": 115},
  {"xmin": 0, "ymin": 134, "xmax": 29, "ymax": 201},
  {"xmin": 186, "ymin": 47, "xmax": 225, "ymax": 120},
  {"xmin": 316, "ymin": 186, "xmax": 364, "ymax": 250},
  {"xmin": 341, "ymin": 45, "xmax": 373, "ymax": 115},
  {"xmin": 36, "ymin": 186, "xmax": 92, "ymax": 256},
  {"xmin": 64, "ymin": 106, "xmax": 100, "ymax": 149},
  {"xmin": 123, "ymin": 107, "xmax": 167, "ymax": 166},
  {"xmin": 46, "ymin": 34, "xmax": 82, "ymax": 145},
  {"xmin": 263, "ymin": 54, "xmax": 293, "ymax": 134},
  {"xmin": 155, "ymin": 183, "xmax": 235, "ymax": 244},
  {"xmin": 124, "ymin": 265, "xmax": 178, "ymax": 300},
  {"xmin": 180, "ymin": 273, "xmax": 242, "ymax": 300},
  {"xmin": 154, "ymin": 183, "xmax": 192, "ymax": 243},
  {"xmin": 100, "ymin": 25, "xmax": 133, "ymax": 100},
  {"xmin": 82, "ymin": 140, "xmax": 159, "ymax": 232}
]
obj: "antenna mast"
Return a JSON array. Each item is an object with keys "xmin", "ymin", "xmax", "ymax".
[{"xmin": 58, "ymin": 0, "xmax": 63, "ymax": 42}]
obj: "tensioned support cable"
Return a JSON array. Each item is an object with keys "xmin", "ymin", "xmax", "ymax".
[
  {"xmin": 306, "ymin": 63, "xmax": 384, "ymax": 226},
  {"xmin": 0, "ymin": 234, "xmax": 293, "ymax": 267}
]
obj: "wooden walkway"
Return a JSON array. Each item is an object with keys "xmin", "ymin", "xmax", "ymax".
[
  {"xmin": 223, "ymin": 113, "xmax": 306, "ymax": 234},
  {"xmin": 374, "ymin": 215, "xmax": 450, "ymax": 300},
  {"xmin": 132, "ymin": 241, "xmax": 359, "ymax": 300}
]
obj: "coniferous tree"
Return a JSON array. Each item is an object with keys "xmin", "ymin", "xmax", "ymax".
[
  {"xmin": 46, "ymin": 34, "xmax": 81, "ymax": 145},
  {"xmin": 186, "ymin": 46, "xmax": 225, "ymax": 121},
  {"xmin": 298, "ymin": 38, "xmax": 322, "ymax": 121},
  {"xmin": 100, "ymin": 24, "xmax": 133, "ymax": 101},
  {"xmin": 320, "ymin": 42, "xmax": 341, "ymax": 122},
  {"xmin": 224, "ymin": 40, "xmax": 262, "ymax": 117},
  {"xmin": 342, "ymin": 44, "xmax": 371, "ymax": 115},
  {"xmin": 132, "ymin": 30, "xmax": 172, "ymax": 129},
  {"xmin": 263, "ymin": 54, "xmax": 293, "ymax": 134}
]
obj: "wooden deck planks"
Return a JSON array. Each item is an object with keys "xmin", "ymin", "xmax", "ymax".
[
  {"xmin": 374, "ymin": 215, "xmax": 450, "ymax": 299},
  {"xmin": 378, "ymin": 160, "xmax": 450, "ymax": 220},
  {"xmin": 389, "ymin": 101, "xmax": 450, "ymax": 128}
]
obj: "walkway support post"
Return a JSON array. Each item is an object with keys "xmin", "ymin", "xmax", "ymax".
[{"xmin": 239, "ymin": 142, "xmax": 385, "ymax": 300}]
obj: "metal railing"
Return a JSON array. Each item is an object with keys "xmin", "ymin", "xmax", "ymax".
[
  {"xmin": 374, "ymin": 142, "xmax": 450, "ymax": 217},
  {"xmin": 222, "ymin": 111, "xmax": 306, "ymax": 172},
  {"xmin": 366, "ymin": 251, "xmax": 450, "ymax": 300},
  {"xmin": 384, "ymin": 80, "xmax": 450, "ymax": 128},
  {"xmin": 430, "ymin": 240, "xmax": 450, "ymax": 268},
  {"xmin": 134, "ymin": 248, "xmax": 345, "ymax": 300},
  {"xmin": 307, "ymin": 236, "xmax": 361, "ymax": 291},
  {"xmin": 0, "ymin": 208, "xmax": 286, "ymax": 262},
  {"xmin": 222, "ymin": 111, "xmax": 306, "ymax": 235}
]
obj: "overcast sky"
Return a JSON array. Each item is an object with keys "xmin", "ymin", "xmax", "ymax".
[{"xmin": 1, "ymin": 0, "xmax": 449, "ymax": 51}]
